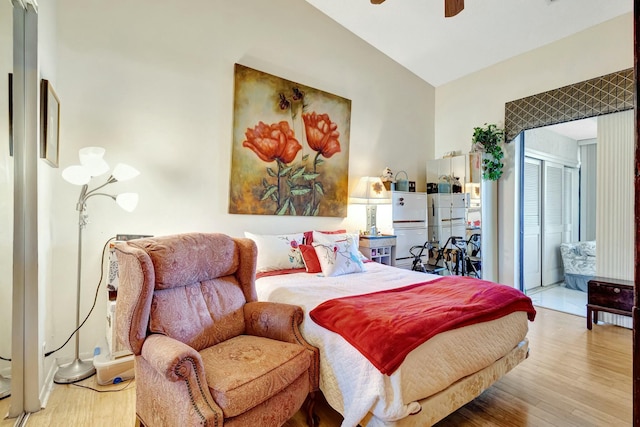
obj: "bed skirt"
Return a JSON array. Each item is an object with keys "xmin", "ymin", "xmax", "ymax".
[
  {"xmin": 360, "ymin": 338, "xmax": 530, "ymax": 427},
  {"xmin": 564, "ymin": 273, "xmax": 592, "ymax": 292}
]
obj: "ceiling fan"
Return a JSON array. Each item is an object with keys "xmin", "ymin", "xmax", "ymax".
[{"xmin": 370, "ymin": 0, "xmax": 465, "ymax": 18}]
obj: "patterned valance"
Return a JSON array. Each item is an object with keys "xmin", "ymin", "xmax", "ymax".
[{"xmin": 504, "ymin": 68, "xmax": 634, "ymax": 142}]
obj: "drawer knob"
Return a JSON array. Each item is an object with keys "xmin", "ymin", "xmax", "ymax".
[{"xmin": 614, "ymin": 287, "xmax": 620, "ymax": 293}]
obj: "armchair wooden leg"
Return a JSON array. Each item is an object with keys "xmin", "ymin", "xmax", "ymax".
[{"xmin": 304, "ymin": 392, "xmax": 319, "ymax": 427}]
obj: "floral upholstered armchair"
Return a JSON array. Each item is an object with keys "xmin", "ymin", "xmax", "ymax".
[
  {"xmin": 114, "ymin": 233, "xmax": 319, "ymax": 426},
  {"xmin": 560, "ymin": 240, "xmax": 596, "ymax": 292}
]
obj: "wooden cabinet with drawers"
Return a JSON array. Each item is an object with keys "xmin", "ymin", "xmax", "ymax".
[{"xmin": 586, "ymin": 276, "xmax": 634, "ymax": 330}]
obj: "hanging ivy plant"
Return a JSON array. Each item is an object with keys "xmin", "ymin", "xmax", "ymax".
[{"xmin": 471, "ymin": 123, "xmax": 505, "ymax": 181}]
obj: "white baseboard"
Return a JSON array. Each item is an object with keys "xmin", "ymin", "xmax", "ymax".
[{"xmin": 599, "ymin": 312, "xmax": 633, "ymax": 329}]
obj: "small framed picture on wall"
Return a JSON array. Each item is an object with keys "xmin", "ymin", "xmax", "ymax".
[{"xmin": 40, "ymin": 79, "xmax": 60, "ymax": 168}]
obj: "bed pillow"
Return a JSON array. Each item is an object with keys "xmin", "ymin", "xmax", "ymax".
[
  {"xmin": 299, "ymin": 244, "xmax": 322, "ymax": 273},
  {"xmin": 244, "ymin": 232, "xmax": 305, "ymax": 272},
  {"xmin": 312, "ymin": 234, "xmax": 365, "ymax": 277},
  {"xmin": 303, "ymin": 229, "xmax": 347, "ymax": 245}
]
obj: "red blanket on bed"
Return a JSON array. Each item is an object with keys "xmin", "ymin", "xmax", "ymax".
[{"xmin": 309, "ymin": 275, "xmax": 536, "ymax": 375}]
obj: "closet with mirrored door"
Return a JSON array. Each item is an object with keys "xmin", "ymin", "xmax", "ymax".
[
  {"xmin": 2, "ymin": 0, "xmax": 41, "ymax": 421},
  {"xmin": 0, "ymin": 0, "xmax": 14, "ymax": 410}
]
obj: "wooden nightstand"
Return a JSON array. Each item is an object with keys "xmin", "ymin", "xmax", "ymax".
[
  {"xmin": 359, "ymin": 235, "xmax": 397, "ymax": 266},
  {"xmin": 586, "ymin": 277, "xmax": 634, "ymax": 330}
]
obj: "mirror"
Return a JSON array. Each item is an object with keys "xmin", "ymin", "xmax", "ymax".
[
  {"xmin": 0, "ymin": 0, "xmax": 13, "ymax": 407},
  {"xmin": 426, "ymin": 154, "xmax": 482, "ymax": 278},
  {"xmin": 521, "ymin": 118, "xmax": 594, "ymax": 316}
]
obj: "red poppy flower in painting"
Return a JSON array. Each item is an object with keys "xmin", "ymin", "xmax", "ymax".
[
  {"xmin": 302, "ymin": 112, "xmax": 341, "ymax": 158},
  {"xmin": 243, "ymin": 121, "xmax": 302, "ymax": 164}
]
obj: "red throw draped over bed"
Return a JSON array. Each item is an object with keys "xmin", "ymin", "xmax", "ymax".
[{"xmin": 310, "ymin": 276, "xmax": 536, "ymax": 375}]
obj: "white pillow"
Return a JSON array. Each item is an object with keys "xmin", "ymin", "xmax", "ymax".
[
  {"xmin": 312, "ymin": 234, "xmax": 365, "ymax": 277},
  {"xmin": 312, "ymin": 231, "xmax": 368, "ymax": 261},
  {"xmin": 244, "ymin": 232, "xmax": 305, "ymax": 272}
]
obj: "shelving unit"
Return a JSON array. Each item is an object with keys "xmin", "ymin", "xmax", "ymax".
[{"xmin": 359, "ymin": 235, "xmax": 396, "ymax": 266}]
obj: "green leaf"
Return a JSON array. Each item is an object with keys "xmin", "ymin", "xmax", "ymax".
[
  {"xmin": 302, "ymin": 173, "xmax": 320, "ymax": 181},
  {"xmin": 291, "ymin": 166, "xmax": 306, "ymax": 180},
  {"xmin": 266, "ymin": 167, "xmax": 277, "ymax": 177},
  {"xmin": 314, "ymin": 182, "xmax": 324, "ymax": 195},
  {"xmin": 276, "ymin": 199, "xmax": 290, "ymax": 215},
  {"xmin": 303, "ymin": 204, "xmax": 312, "ymax": 216},
  {"xmin": 261, "ymin": 185, "xmax": 278, "ymax": 201},
  {"xmin": 302, "ymin": 154, "xmax": 309, "ymax": 162},
  {"xmin": 290, "ymin": 187, "xmax": 311, "ymax": 196},
  {"xmin": 279, "ymin": 165, "xmax": 293, "ymax": 177},
  {"xmin": 315, "ymin": 158, "xmax": 324, "ymax": 166}
]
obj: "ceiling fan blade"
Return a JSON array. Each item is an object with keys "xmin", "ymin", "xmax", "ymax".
[
  {"xmin": 444, "ymin": 0, "xmax": 464, "ymax": 17},
  {"xmin": 371, "ymin": 0, "xmax": 386, "ymax": 3}
]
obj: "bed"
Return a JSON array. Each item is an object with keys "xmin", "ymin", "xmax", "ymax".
[{"xmin": 249, "ymin": 231, "xmax": 535, "ymax": 427}]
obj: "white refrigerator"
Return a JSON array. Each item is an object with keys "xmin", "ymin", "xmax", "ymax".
[
  {"xmin": 427, "ymin": 193, "xmax": 467, "ymax": 249},
  {"xmin": 380, "ymin": 191, "xmax": 428, "ymax": 269}
]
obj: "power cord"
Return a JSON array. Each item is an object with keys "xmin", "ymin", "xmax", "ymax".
[
  {"xmin": 44, "ymin": 236, "xmax": 116, "ymax": 358},
  {"xmin": 71, "ymin": 377, "xmax": 134, "ymax": 393}
]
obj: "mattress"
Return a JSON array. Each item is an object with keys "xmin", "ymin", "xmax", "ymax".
[{"xmin": 256, "ymin": 262, "xmax": 530, "ymax": 426}]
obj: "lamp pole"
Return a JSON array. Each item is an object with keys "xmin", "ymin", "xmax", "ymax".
[{"xmin": 53, "ymin": 185, "xmax": 95, "ymax": 384}]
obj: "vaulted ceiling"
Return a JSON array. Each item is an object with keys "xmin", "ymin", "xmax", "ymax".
[{"xmin": 304, "ymin": 0, "xmax": 632, "ymax": 87}]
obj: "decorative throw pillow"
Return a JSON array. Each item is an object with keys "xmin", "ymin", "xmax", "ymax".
[
  {"xmin": 312, "ymin": 231, "xmax": 368, "ymax": 262},
  {"xmin": 244, "ymin": 232, "xmax": 305, "ymax": 272},
  {"xmin": 312, "ymin": 235, "xmax": 365, "ymax": 277},
  {"xmin": 299, "ymin": 244, "xmax": 322, "ymax": 273}
]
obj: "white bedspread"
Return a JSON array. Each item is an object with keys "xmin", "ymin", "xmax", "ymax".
[{"xmin": 256, "ymin": 263, "xmax": 529, "ymax": 426}]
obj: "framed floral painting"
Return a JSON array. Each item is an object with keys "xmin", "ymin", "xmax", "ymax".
[{"xmin": 229, "ymin": 64, "xmax": 351, "ymax": 217}]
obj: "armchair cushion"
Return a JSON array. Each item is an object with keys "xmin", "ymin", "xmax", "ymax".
[
  {"xmin": 149, "ymin": 277, "xmax": 246, "ymax": 351},
  {"xmin": 201, "ymin": 335, "xmax": 310, "ymax": 418}
]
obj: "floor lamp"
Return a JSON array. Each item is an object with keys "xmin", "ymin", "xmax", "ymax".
[
  {"xmin": 349, "ymin": 176, "xmax": 391, "ymax": 236},
  {"xmin": 54, "ymin": 147, "xmax": 139, "ymax": 384}
]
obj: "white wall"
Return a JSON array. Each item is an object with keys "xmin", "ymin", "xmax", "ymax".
[
  {"xmin": 435, "ymin": 13, "xmax": 633, "ymax": 286},
  {"xmin": 50, "ymin": 0, "xmax": 435, "ymax": 362},
  {"xmin": 38, "ymin": 0, "xmax": 58, "ymax": 392}
]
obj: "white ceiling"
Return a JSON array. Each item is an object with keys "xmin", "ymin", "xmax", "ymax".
[
  {"xmin": 304, "ymin": 0, "xmax": 632, "ymax": 87},
  {"xmin": 545, "ymin": 117, "xmax": 598, "ymax": 141}
]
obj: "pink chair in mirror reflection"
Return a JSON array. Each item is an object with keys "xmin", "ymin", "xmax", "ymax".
[{"xmin": 560, "ymin": 240, "xmax": 596, "ymax": 292}]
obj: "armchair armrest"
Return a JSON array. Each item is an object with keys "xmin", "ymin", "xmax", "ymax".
[
  {"xmin": 244, "ymin": 301, "xmax": 320, "ymax": 391},
  {"xmin": 140, "ymin": 335, "xmax": 223, "ymax": 423}
]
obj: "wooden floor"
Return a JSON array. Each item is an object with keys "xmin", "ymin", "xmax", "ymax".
[{"xmin": 0, "ymin": 307, "xmax": 633, "ymax": 426}]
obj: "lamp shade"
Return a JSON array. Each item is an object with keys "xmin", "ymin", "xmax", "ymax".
[
  {"xmin": 79, "ymin": 146, "xmax": 110, "ymax": 177},
  {"xmin": 115, "ymin": 193, "xmax": 139, "ymax": 212},
  {"xmin": 112, "ymin": 163, "xmax": 140, "ymax": 182},
  {"xmin": 62, "ymin": 165, "xmax": 91, "ymax": 185},
  {"xmin": 349, "ymin": 176, "xmax": 391, "ymax": 205}
]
